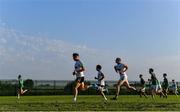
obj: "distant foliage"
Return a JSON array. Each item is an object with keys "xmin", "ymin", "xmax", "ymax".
[
  {"xmin": 0, "ymin": 81, "xmax": 17, "ymax": 96},
  {"xmin": 64, "ymin": 81, "xmax": 75, "ymax": 94},
  {"xmin": 0, "ymin": 81, "xmax": 16, "ymax": 90},
  {"xmin": 64, "ymin": 81, "xmax": 91, "ymax": 95},
  {"xmin": 24, "ymin": 79, "xmax": 34, "ymax": 89}
]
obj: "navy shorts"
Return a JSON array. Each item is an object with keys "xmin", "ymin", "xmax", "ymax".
[{"xmin": 75, "ymin": 77, "xmax": 84, "ymax": 83}]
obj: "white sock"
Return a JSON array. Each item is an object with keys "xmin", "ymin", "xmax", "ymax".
[
  {"xmin": 18, "ymin": 94, "xmax": 20, "ymax": 99},
  {"xmin": 73, "ymin": 97, "xmax": 77, "ymax": 102},
  {"xmin": 104, "ymin": 97, "xmax": 107, "ymax": 100}
]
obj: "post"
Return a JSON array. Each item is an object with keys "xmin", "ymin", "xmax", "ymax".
[{"xmin": 54, "ymin": 80, "xmax": 56, "ymax": 95}]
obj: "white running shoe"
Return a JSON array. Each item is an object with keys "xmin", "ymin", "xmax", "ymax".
[{"xmin": 17, "ymin": 94, "xmax": 20, "ymax": 99}]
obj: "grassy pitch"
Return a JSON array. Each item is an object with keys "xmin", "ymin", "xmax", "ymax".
[{"xmin": 0, "ymin": 95, "xmax": 180, "ymax": 111}]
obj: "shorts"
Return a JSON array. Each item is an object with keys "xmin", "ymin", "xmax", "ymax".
[
  {"xmin": 18, "ymin": 86, "xmax": 23, "ymax": 90},
  {"xmin": 140, "ymin": 87, "xmax": 146, "ymax": 92},
  {"xmin": 151, "ymin": 84, "xmax": 161, "ymax": 92},
  {"xmin": 151, "ymin": 85, "xmax": 158, "ymax": 92},
  {"xmin": 119, "ymin": 74, "xmax": 128, "ymax": 81},
  {"xmin": 97, "ymin": 84, "xmax": 105, "ymax": 91},
  {"xmin": 163, "ymin": 86, "xmax": 168, "ymax": 90},
  {"xmin": 98, "ymin": 80, "xmax": 105, "ymax": 87},
  {"xmin": 75, "ymin": 77, "xmax": 84, "ymax": 83}
]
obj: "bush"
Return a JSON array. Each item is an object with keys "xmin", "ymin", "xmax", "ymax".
[
  {"xmin": 64, "ymin": 81, "xmax": 91, "ymax": 95},
  {"xmin": 24, "ymin": 79, "xmax": 34, "ymax": 90}
]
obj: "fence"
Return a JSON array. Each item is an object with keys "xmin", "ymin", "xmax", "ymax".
[{"xmin": 0, "ymin": 80, "xmax": 179, "ymax": 96}]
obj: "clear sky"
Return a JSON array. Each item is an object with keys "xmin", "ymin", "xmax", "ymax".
[{"xmin": 0, "ymin": 0, "xmax": 180, "ymax": 81}]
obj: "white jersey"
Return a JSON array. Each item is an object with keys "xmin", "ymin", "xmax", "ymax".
[
  {"xmin": 115, "ymin": 63, "xmax": 128, "ymax": 80},
  {"xmin": 74, "ymin": 60, "xmax": 84, "ymax": 78},
  {"xmin": 97, "ymin": 71, "xmax": 105, "ymax": 86},
  {"xmin": 172, "ymin": 82, "xmax": 177, "ymax": 89},
  {"xmin": 115, "ymin": 63, "xmax": 126, "ymax": 75}
]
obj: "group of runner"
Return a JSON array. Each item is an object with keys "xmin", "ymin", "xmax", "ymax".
[
  {"xmin": 72, "ymin": 53, "xmax": 178, "ymax": 102},
  {"xmin": 139, "ymin": 69, "xmax": 178, "ymax": 99},
  {"xmin": 17, "ymin": 53, "xmax": 178, "ymax": 101}
]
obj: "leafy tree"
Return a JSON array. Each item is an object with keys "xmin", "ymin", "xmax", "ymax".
[{"xmin": 24, "ymin": 79, "xmax": 34, "ymax": 89}]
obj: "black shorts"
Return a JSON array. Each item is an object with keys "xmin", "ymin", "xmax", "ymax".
[
  {"xmin": 18, "ymin": 86, "xmax": 23, "ymax": 90},
  {"xmin": 97, "ymin": 84, "xmax": 105, "ymax": 87},
  {"xmin": 75, "ymin": 77, "xmax": 84, "ymax": 83}
]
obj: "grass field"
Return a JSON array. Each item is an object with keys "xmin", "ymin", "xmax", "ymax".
[{"xmin": 0, "ymin": 95, "xmax": 180, "ymax": 111}]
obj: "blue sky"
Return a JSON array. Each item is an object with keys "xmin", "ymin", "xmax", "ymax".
[{"xmin": 0, "ymin": 0, "xmax": 180, "ymax": 81}]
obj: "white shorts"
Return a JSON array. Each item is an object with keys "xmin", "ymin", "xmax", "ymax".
[
  {"xmin": 98, "ymin": 80, "xmax": 105, "ymax": 86},
  {"xmin": 151, "ymin": 85, "xmax": 158, "ymax": 92},
  {"xmin": 140, "ymin": 87, "xmax": 146, "ymax": 92},
  {"xmin": 151, "ymin": 84, "xmax": 161, "ymax": 92},
  {"xmin": 119, "ymin": 74, "xmax": 128, "ymax": 81}
]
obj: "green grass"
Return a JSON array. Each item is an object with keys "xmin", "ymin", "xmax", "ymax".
[{"xmin": 0, "ymin": 95, "xmax": 180, "ymax": 111}]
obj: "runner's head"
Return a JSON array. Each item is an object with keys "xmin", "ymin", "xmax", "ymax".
[
  {"xmin": 163, "ymin": 73, "xmax": 167, "ymax": 78},
  {"xmin": 149, "ymin": 68, "xmax": 154, "ymax": 74},
  {"xmin": 172, "ymin": 79, "xmax": 175, "ymax": 82},
  {"xmin": 72, "ymin": 53, "xmax": 80, "ymax": 61},
  {"xmin": 96, "ymin": 64, "xmax": 102, "ymax": 71},
  {"xmin": 18, "ymin": 74, "xmax": 21, "ymax": 79},
  {"xmin": 115, "ymin": 57, "xmax": 121, "ymax": 64},
  {"xmin": 139, "ymin": 74, "xmax": 143, "ymax": 78}
]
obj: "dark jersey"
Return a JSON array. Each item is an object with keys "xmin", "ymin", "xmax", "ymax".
[
  {"xmin": 140, "ymin": 78, "xmax": 145, "ymax": 87},
  {"xmin": 163, "ymin": 77, "xmax": 169, "ymax": 88},
  {"xmin": 151, "ymin": 73, "xmax": 157, "ymax": 85}
]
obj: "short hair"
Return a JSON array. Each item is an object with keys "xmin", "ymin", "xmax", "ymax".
[
  {"xmin": 18, "ymin": 75, "xmax": 21, "ymax": 79},
  {"xmin": 72, "ymin": 53, "xmax": 79, "ymax": 57},
  {"xmin": 163, "ymin": 73, "xmax": 167, "ymax": 77},
  {"xmin": 139, "ymin": 74, "xmax": 143, "ymax": 77},
  {"xmin": 116, "ymin": 57, "xmax": 121, "ymax": 62},
  {"xmin": 149, "ymin": 68, "xmax": 154, "ymax": 72},
  {"xmin": 96, "ymin": 64, "xmax": 102, "ymax": 70}
]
